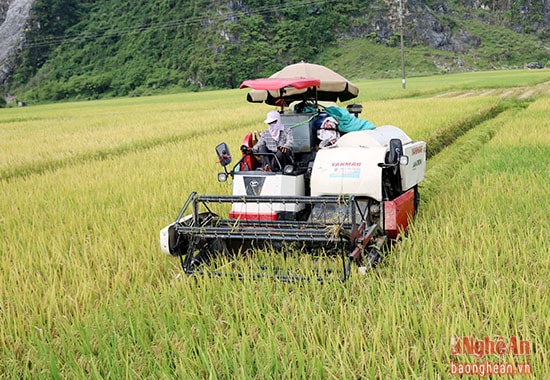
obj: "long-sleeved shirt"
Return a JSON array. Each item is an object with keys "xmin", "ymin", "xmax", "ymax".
[{"xmin": 252, "ymin": 127, "xmax": 293, "ymax": 153}]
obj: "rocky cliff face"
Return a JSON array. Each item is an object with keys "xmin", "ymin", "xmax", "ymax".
[
  {"xmin": 411, "ymin": 3, "xmax": 482, "ymax": 53},
  {"xmin": 1, "ymin": 0, "xmax": 548, "ymax": 100},
  {"xmin": 0, "ymin": 0, "xmax": 35, "ymax": 86},
  {"xmin": 1, "ymin": 0, "xmax": 11, "ymax": 24},
  {"xmin": 381, "ymin": 0, "xmax": 547, "ymax": 53}
]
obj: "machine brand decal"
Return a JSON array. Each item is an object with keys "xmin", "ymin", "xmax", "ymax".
[
  {"xmin": 244, "ymin": 176, "xmax": 266, "ymax": 196},
  {"xmin": 411, "ymin": 146, "xmax": 424, "ymax": 155},
  {"xmin": 412, "ymin": 159, "xmax": 423, "ymax": 168},
  {"xmin": 329, "ymin": 162, "xmax": 362, "ymax": 178},
  {"xmin": 331, "ymin": 162, "xmax": 361, "ymax": 167}
]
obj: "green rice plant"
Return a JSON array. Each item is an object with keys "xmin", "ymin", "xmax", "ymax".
[
  {"xmin": 365, "ymin": 96, "xmax": 501, "ymax": 140},
  {"xmin": 395, "ymin": 96, "xmax": 549, "ymax": 376},
  {"xmin": 0, "ymin": 71, "xmax": 548, "ymax": 378},
  {"xmin": 353, "ymin": 68, "xmax": 550, "ymax": 101},
  {"xmin": 0, "ymin": 89, "xmax": 263, "ymax": 180}
]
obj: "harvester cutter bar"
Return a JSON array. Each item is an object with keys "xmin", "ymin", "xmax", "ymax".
[
  {"xmin": 173, "ymin": 192, "xmax": 367, "ymax": 281},
  {"xmin": 174, "ymin": 193, "xmax": 360, "ymax": 243},
  {"xmin": 195, "ymin": 194, "xmax": 355, "ymax": 206},
  {"xmin": 175, "ymin": 224, "xmax": 352, "ymax": 242}
]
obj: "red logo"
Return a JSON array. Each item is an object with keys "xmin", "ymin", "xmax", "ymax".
[{"xmin": 450, "ymin": 336, "xmax": 531, "ymax": 359}]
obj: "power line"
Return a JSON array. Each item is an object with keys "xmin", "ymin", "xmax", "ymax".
[{"xmin": 23, "ymin": 0, "xmax": 341, "ymax": 49}]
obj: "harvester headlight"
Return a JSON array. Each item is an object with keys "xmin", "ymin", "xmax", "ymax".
[
  {"xmin": 399, "ymin": 155, "xmax": 409, "ymax": 166},
  {"xmin": 218, "ymin": 172, "xmax": 228, "ymax": 182}
]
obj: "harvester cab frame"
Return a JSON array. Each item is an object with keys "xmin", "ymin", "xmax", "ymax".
[
  {"xmin": 160, "ymin": 68, "xmax": 427, "ymax": 281},
  {"xmin": 216, "ymin": 142, "xmax": 291, "ymax": 182}
]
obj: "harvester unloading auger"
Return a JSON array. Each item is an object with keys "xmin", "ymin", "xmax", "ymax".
[{"xmin": 160, "ymin": 63, "xmax": 426, "ymax": 281}]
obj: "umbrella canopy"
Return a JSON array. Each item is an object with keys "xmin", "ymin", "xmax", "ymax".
[
  {"xmin": 246, "ymin": 62, "xmax": 359, "ymax": 105},
  {"xmin": 240, "ymin": 77, "xmax": 320, "ymax": 91}
]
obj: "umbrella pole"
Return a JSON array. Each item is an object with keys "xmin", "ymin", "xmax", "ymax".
[
  {"xmin": 277, "ymin": 89, "xmax": 286, "ymax": 112},
  {"xmin": 314, "ymin": 87, "xmax": 318, "ymax": 109}
]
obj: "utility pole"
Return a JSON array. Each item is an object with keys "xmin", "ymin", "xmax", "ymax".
[{"xmin": 399, "ymin": 0, "xmax": 406, "ymax": 89}]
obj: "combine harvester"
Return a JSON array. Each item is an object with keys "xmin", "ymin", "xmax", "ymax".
[{"xmin": 160, "ymin": 63, "xmax": 426, "ymax": 281}]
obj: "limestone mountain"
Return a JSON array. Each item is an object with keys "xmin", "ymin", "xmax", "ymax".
[{"xmin": 0, "ymin": 0, "xmax": 548, "ymax": 104}]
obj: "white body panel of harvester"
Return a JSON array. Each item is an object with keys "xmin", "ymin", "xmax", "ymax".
[
  {"xmin": 401, "ymin": 141, "xmax": 427, "ymax": 190},
  {"xmin": 230, "ymin": 172, "xmax": 306, "ymax": 219},
  {"xmin": 310, "ymin": 126, "xmax": 426, "ymax": 200},
  {"xmin": 160, "ymin": 224, "xmax": 172, "ymax": 255},
  {"xmin": 310, "ymin": 146, "xmax": 385, "ymax": 200},
  {"xmin": 337, "ymin": 125, "xmax": 412, "ymax": 147}
]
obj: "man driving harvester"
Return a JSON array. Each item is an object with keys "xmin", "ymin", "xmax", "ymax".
[{"xmin": 241, "ymin": 110, "xmax": 294, "ymax": 172}]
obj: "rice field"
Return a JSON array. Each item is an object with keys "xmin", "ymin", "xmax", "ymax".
[{"xmin": 1, "ymin": 69, "xmax": 549, "ymax": 378}]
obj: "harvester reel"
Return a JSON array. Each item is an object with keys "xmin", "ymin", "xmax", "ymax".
[
  {"xmin": 364, "ymin": 245, "xmax": 383, "ymax": 269},
  {"xmin": 176, "ymin": 212, "xmax": 228, "ymax": 273},
  {"xmin": 184, "ymin": 237, "xmax": 228, "ymax": 271}
]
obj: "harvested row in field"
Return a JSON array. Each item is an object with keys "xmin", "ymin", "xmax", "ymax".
[
  {"xmin": 0, "ymin": 119, "xmax": 261, "ymax": 182},
  {"xmin": 0, "ymin": 96, "xmax": 501, "ymax": 182},
  {"xmin": 0, "ymin": 89, "xmax": 259, "ymax": 179},
  {"xmin": 423, "ymin": 98, "xmax": 527, "ymax": 159},
  {"xmin": 389, "ymin": 96, "xmax": 549, "ymax": 377},
  {"xmin": 353, "ymin": 69, "xmax": 550, "ymax": 101},
  {"xmin": 4, "ymin": 69, "xmax": 547, "ymax": 181},
  {"xmin": 1, "ymin": 71, "xmax": 548, "ymax": 378},
  {"xmin": 365, "ymin": 96, "xmax": 501, "ymax": 140},
  {"xmin": 420, "ymin": 111, "xmax": 507, "ymax": 202}
]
